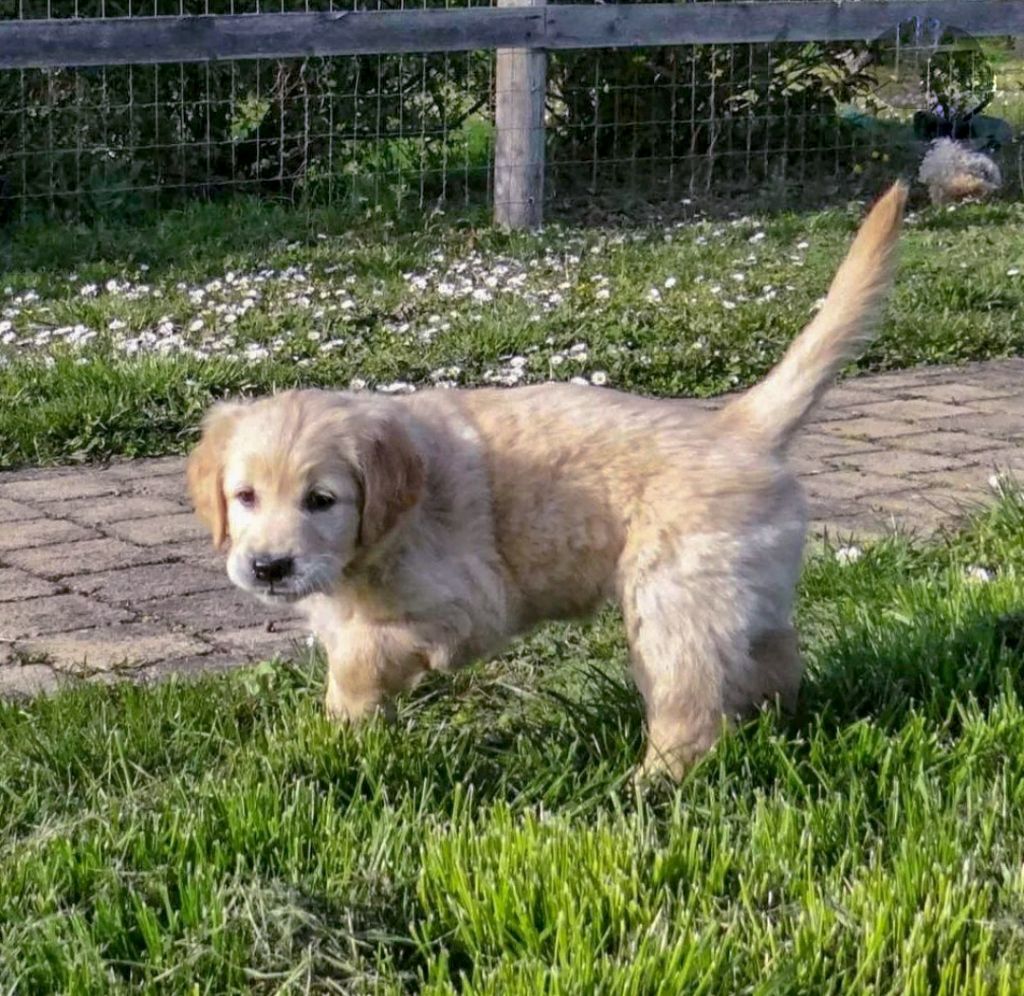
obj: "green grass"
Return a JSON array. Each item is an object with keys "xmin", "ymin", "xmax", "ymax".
[
  {"xmin": 6, "ymin": 495, "xmax": 1024, "ymax": 992},
  {"xmin": 2, "ymin": 195, "xmax": 1024, "ymax": 467}
]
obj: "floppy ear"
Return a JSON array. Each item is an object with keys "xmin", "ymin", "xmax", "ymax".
[
  {"xmin": 357, "ymin": 417, "xmax": 425, "ymax": 548},
  {"xmin": 186, "ymin": 402, "xmax": 244, "ymax": 549}
]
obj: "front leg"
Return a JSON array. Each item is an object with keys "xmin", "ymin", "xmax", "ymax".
[
  {"xmin": 324, "ymin": 655, "xmax": 392, "ymax": 723},
  {"xmin": 322, "ymin": 621, "xmax": 446, "ymax": 724}
]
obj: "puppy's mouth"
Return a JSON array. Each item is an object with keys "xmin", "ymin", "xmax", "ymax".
[
  {"xmin": 256, "ymin": 584, "xmax": 301, "ymax": 604},
  {"xmin": 252, "ymin": 582, "xmax": 312, "ymax": 604},
  {"xmin": 249, "ymin": 575, "xmax": 334, "ymax": 604}
]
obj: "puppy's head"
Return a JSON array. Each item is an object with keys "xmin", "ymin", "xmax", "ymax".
[{"xmin": 186, "ymin": 390, "xmax": 424, "ymax": 604}]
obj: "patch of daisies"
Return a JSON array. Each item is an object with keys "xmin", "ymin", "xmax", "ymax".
[{"xmin": 0, "ymin": 217, "xmax": 805, "ymax": 393}]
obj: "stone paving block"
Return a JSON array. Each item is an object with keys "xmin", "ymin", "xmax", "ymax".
[
  {"xmin": 126, "ymin": 475, "xmax": 190, "ymax": 503},
  {"xmin": 797, "ymin": 403, "xmax": 851, "ymax": 423},
  {"xmin": 109, "ymin": 474, "xmax": 190, "ymax": 504},
  {"xmin": 805, "ymin": 497, "xmax": 865, "ymax": 521},
  {"xmin": 23, "ymin": 625, "xmax": 213, "ymax": 674},
  {"xmin": 887, "ymin": 432, "xmax": 1011, "ymax": 457},
  {"xmin": 856, "ymin": 368, "xmax": 951, "ymax": 390},
  {"xmin": 5, "ymin": 537, "xmax": 173, "ymax": 579},
  {"xmin": 58, "ymin": 495, "xmax": 186, "ymax": 526},
  {"xmin": 0, "ymin": 498, "xmax": 43, "ymax": 523},
  {"xmin": 817, "ymin": 417, "xmax": 922, "ymax": 441},
  {"xmin": 0, "ymin": 567, "xmax": 61, "ymax": 603},
  {"xmin": 901, "ymin": 382, "xmax": 1013, "ymax": 405},
  {"xmin": 104, "ymin": 456, "xmax": 187, "ymax": 481},
  {"xmin": 830, "ymin": 448, "xmax": 955, "ymax": 476},
  {"xmin": 885, "ymin": 486, "xmax": 987, "ymax": 518},
  {"xmin": 152, "ymin": 540, "xmax": 225, "ymax": 572},
  {"xmin": 0, "ymin": 518, "xmax": 98, "ymax": 553},
  {"xmin": 823, "ymin": 385, "xmax": 892, "ymax": 406},
  {"xmin": 141, "ymin": 587, "xmax": 296, "ymax": 633},
  {"xmin": 864, "ymin": 494, "xmax": 966, "ymax": 534},
  {"xmin": 144, "ymin": 456, "xmax": 189, "ymax": 476},
  {"xmin": 106, "ymin": 513, "xmax": 207, "ymax": 547},
  {"xmin": 790, "ymin": 432, "xmax": 882, "ymax": 458},
  {"xmin": 957, "ymin": 365, "xmax": 1024, "ymax": 391},
  {"xmin": 68, "ymin": 561, "xmax": 230, "ymax": 605},
  {"xmin": 0, "ymin": 473, "xmax": 122, "ymax": 503},
  {"xmin": 0, "ymin": 465, "xmax": 80, "ymax": 484},
  {"xmin": 987, "ymin": 449, "xmax": 1024, "ymax": 474},
  {"xmin": 930, "ymin": 412, "xmax": 1024, "ymax": 441},
  {"xmin": 975, "ymin": 449, "xmax": 1024, "ymax": 475},
  {"xmin": 954, "ymin": 394, "xmax": 1024, "ymax": 416},
  {"xmin": 908, "ymin": 467, "xmax": 997, "ymax": 497},
  {"xmin": 788, "ymin": 455, "xmax": 837, "ymax": 478},
  {"xmin": 855, "ymin": 398, "xmax": 971, "ymax": 422},
  {"xmin": 212, "ymin": 621, "xmax": 311, "ymax": 661},
  {"xmin": 0, "ymin": 663, "xmax": 65, "ymax": 698},
  {"xmin": 804, "ymin": 469, "xmax": 919, "ymax": 502},
  {"xmin": 138, "ymin": 653, "xmax": 255, "ymax": 684},
  {"xmin": 810, "ymin": 516, "xmax": 886, "ymax": 540},
  {"xmin": 1, "ymin": 594, "xmax": 131, "ymax": 640}
]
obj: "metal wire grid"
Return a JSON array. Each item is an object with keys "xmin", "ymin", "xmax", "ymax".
[
  {"xmin": 545, "ymin": 43, "xmax": 868, "ymax": 206},
  {"xmin": 2, "ymin": 3, "xmax": 1023, "ymax": 219},
  {"xmin": 4, "ymin": 0, "xmax": 496, "ymax": 17},
  {"xmin": 1, "ymin": 53, "xmax": 496, "ymax": 218},
  {"xmin": 545, "ymin": 33, "xmax": 1024, "ymax": 209},
  {"xmin": 1, "ymin": 0, "xmax": 499, "ymax": 218}
]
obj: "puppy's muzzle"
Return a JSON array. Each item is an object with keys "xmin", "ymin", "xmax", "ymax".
[{"xmin": 251, "ymin": 555, "xmax": 295, "ymax": 585}]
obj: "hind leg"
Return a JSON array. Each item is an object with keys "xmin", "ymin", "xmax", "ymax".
[
  {"xmin": 622, "ymin": 551, "xmax": 757, "ymax": 781},
  {"xmin": 629, "ymin": 621, "xmax": 804, "ymax": 780},
  {"xmin": 749, "ymin": 626, "xmax": 803, "ymax": 714}
]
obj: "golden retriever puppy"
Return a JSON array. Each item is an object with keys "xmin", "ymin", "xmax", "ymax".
[{"xmin": 188, "ymin": 183, "xmax": 906, "ymax": 780}]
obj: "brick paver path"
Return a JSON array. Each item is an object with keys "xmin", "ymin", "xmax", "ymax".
[{"xmin": 4, "ymin": 358, "xmax": 1024, "ymax": 697}]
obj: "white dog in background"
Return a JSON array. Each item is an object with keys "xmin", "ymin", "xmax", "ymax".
[{"xmin": 918, "ymin": 137, "xmax": 1002, "ymax": 206}]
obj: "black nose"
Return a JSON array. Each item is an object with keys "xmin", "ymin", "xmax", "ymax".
[{"xmin": 251, "ymin": 555, "xmax": 294, "ymax": 584}]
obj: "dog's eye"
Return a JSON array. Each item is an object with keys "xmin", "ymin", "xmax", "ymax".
[
  {"xmin": 305, "ymin": 490, "xmax": 336, "ymax": 512},
  {"xmin": 235, "ymin": 487, "xmax": 257, "ymax": 509}
]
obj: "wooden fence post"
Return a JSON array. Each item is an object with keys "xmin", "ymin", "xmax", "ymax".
[{"xmin": 494, "ymin": 0, "xmax": 546, "ymax": 229}]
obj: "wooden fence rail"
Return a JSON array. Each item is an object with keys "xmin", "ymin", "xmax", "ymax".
[{"xmin": 2, "ymin": 1, "xmax": 1022, "ymax": 69}]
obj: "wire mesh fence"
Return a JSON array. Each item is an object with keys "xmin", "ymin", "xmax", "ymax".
[
  {"xmin": 545, "ymin": 25, "xmax": 1024, "ymax": 214},
  {"xmin": 0, "ymin": 52, "xmax": 497, "ymax": 218},
  {"xmin": 2, "ymin": 2, "xmax": 1023, "ymax": 221}
]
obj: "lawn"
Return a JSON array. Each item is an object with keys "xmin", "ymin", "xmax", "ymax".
[
  {"xmin": 1, "ymin": 194, "xmax": 1024, "ymax": 467},
  {"xmin": 4, "ymin": 492, "xmax": 1024, "ymax": 992},
  {"xmin": 4, "ymin": 191, "xmax": 1024, "ymax": 992}
]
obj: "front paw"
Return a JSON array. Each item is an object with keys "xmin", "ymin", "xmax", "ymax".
[{"xmin": 324, "ymin": 677, "xmax": 393, "ymax": 725}]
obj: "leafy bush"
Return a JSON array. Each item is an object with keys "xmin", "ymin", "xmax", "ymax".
[{"xmin": 546, "ymin": 41, "xmax": 879, "ymax": 196}]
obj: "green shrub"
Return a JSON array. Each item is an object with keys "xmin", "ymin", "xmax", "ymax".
[{"xmin": 547, "ymin": 41, "xmax": 878, "ymax": 196}]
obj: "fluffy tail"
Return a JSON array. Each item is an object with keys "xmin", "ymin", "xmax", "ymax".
[{"xmin": 718, "ymin": 182, "xmax": 907, "ymax": 450}]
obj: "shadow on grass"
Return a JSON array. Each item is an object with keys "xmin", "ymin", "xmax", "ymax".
[
  {"xmin": 799, "ymin": 606, "xmax": 1024, "ymax": 734},
  {"xmin": 241, "ymin": 587, "xmax": 1024, "ymax": 813},
  {"xmin": 0, "ymin": 196, "xmax": 471, "ymax": 276},
  {"xmin": 11, "ymin": 171, "xmax": 1013, "ymax": 282},
  {"xmin": 373, "ymin": 607, "xmax": 1024, "ymax": 816}
]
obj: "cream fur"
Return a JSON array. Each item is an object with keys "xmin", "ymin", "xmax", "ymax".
[
  {"xmin": 917, "ymin": 137, "xmax": 1002, "ymax": 206},
  {"xmin": 187, "ymin": 183, "xmax": 907, "ymax": 780}
]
